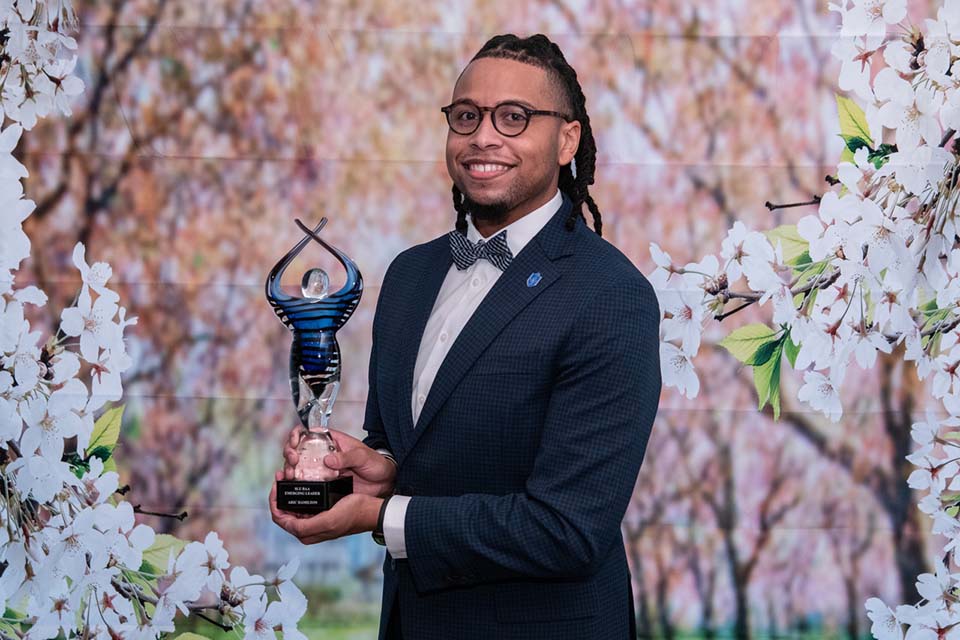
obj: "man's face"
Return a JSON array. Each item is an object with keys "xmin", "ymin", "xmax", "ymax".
[{"xmin": 445, "ymin": 57, "xmax": 580, "ymax": 227}]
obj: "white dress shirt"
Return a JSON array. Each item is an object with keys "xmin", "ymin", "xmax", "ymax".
[{"xmin": 376, "ymin": 188, "xmax": 563, "ymax": 559}]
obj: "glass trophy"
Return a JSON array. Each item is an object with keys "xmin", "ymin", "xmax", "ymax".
[{"xmin": 266, "ymin": 217, "xmax": 363, "ymax": 514}]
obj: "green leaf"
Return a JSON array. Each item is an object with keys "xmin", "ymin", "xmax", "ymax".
[
  {"xmin": 86, "ymin": 443, "xmax": 117, "ymax": 474},
  {"xmin": 841, "ymin": 134, "xmax": 871, "ymax": 153},
  {"xmin": 175, "ymin": 634, "xmax": 215, "ymax": 640},
  {"xmin": 753, "ymin": 341, "xmax": 783, "ymax": 420},
  {"xmin": 139, "ymin": 559, "xmax": 161, "ymax": 577},
  {"xmin": 142, "ymin": 534, "xmax": 188, "ymax": 574},
  {"xmin": 2, "ymin": 607, "xmax": 24, "ymax": 623},
  {"xmin": 746, "ymin": 339, "xmax": 780, "ymax": 367},
  {"xmin": 839, "ymin": 134, "xmax": 872, "ymax": 164},
  {"xmin": 65, "ymin": 452, "xmax": 90, "ymax": 479},
  {"xmin": 921, "ymin": 308, "xmax": 953, "ymax": 339},
  {"xmin": 0, "ymin": 621, "xmax": 20, "ymax": 640},
  {"xmin": 924, "ymin": 331, "xmax": 943, "ymax": 354},
  {"xmin": 784, "ymin": 332, "xmax": 800, "ymax": 369},
  {"xmin": 791, "ymin": 250, "xmax": 812, "ymax": 270},
  {"xmin": 87, "ymin": 445, "xmax": 112, "ymax": 463},
  {"xmin": 764, "ymin": 225, "xmax": 808, "ymax": 266},
  {"xmin": 868, "ymin": 143, "xmax": 896, "ymax": 169},
  {"xmin": 719, "ymin": 324, "xmax": 778, "ymax": 364},
  {"xmin": 87, "ymin": 405, "xmax": 124, "ymax": 455},
  {"xmin": 795, "ymin": 259, "xmax": 829, "ymax": 287},
  {"xmin": 840, "ymin": 147, "xmax": 853, "ymax": 165},
  {"xmin": 836, "ymin": 94, "xmax": 873, "ymax": 147},
  {"xmin": 921, "ymin": 298, "xmax": 940, "ymax": 313}
]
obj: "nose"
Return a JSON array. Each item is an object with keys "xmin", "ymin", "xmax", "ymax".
[{"xmin": 469, "ymin": 110, "xmax": 503, "ymax": 149}]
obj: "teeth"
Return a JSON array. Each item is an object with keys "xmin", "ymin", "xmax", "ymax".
[{"xmin": 468, "ymin": 164, "xmax": 510, "ymax": 173}]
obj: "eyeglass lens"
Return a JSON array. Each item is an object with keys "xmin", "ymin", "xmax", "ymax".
[{"xmin": 448, "ymin": 103, "xmax": 529, "ymax": 136}]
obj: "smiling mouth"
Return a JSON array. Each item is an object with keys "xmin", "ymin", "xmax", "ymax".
[{"xmin": 463, "ymin": 163, "xmax": 514, "ymax": 180}]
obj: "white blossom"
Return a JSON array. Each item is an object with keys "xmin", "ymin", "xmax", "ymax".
[
  {"xmin": 842, "ymin": 0, "xmax": 907, "ymax": 36},
  {"xmin": 865, "ymin": 597, "xmax": 904, "ymax": 640},
  {"xmin": 720, "ymin": 220, "xmax": 775, "ymax": 284},
  {"xmin": 875, "ymin": 67, "xmax": 942, "ymax": 152},
  {"xmin": 19, "ymin": 378, "xmax": 86, "ymax": 460},
  {"xmin": 657, "ymin": 287, "xmax": 705, "ymax": 355},
  {"xmin": 71, "ymin": 242, "xmax": 118, "ymax": 302},
  {"xmin": 797, "ymin": 367, "xmax": 846, "ymax": 422},
  {"xmin": 660, "ymin": 341, "xmax": 699, "ymax": 399},
  {"xmin": 59, "ymin": 286, "xmax": 121, "ymax": 362}
]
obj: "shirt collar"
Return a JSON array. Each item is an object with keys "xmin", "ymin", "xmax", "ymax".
[{"xmin": 465, "ymin": 189, "xmax": 563, "ymax": 257}]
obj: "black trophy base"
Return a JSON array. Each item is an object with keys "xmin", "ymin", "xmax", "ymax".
[{"xmin": 277, "ymin": 476, "xmax": 353, "ymax": 514}]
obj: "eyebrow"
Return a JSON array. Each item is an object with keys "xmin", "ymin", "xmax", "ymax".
[{"xmin": 453, "ymin": 98, "xmax": 539, "ymax": 109}]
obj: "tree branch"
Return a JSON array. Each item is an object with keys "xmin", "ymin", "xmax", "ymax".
[
  {"xmin": 131, "ymin": 504, "xmax": 188, "ymax": 521},
  {"xmin": 764, "ymin": 195, "xmax": 821, "ymax": 211}
]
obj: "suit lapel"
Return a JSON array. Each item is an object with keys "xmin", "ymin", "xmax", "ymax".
[
  {"xmin": 396, "ymin": 239, "xmax": 451, "ymax": 452},
  {"xmin": 398, "ymin": 193, "xmax": 579, "ymax": 455}
]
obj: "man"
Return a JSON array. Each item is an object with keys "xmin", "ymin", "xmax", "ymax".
[{"xmin": 270, "ymin": 33, "xmax": 662, "ymax": 640}]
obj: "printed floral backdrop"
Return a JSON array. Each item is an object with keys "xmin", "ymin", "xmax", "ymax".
[{"xmin": 18, "ymin": 0, "xmax": 947, "ymax": 637}]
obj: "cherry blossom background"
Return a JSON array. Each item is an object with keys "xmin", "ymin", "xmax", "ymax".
[{"xmin": 18, "ymin": 0, "xmax": 950, "ymax": 637}]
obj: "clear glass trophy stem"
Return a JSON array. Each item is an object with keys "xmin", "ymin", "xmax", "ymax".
[
  {"xmin": 291, "ymin": 374, "xmax": 342, "ymax": 482},
  {"xmin": 298, "ymin": 375, "xmax": 340, "ymax": 433}
]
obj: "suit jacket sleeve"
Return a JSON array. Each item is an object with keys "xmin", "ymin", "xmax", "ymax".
[{"xmin": 403, "ymin": 274, "xmax": 662, "ymax": 594}]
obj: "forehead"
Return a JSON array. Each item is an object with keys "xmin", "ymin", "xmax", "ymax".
[{"xmin": 451, "ymin": 57, "xmax": 554, "ymax": 107}]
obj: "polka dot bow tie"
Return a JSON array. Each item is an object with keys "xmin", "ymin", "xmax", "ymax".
[{"xmin": 448, "ymin": 229, "xmax": 514, "ymax": 271}]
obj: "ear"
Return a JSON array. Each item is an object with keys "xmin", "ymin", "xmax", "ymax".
[{"xmin": 557, "ymin": 119, "xmax": 581, "ymax": 167}]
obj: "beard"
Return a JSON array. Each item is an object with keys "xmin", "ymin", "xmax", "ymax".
[
  {"xmin": 460, "ymin": 181, "xmax": 526, "ymax": 226},
  {"xmin": 455, "ymin": 166, "xmax": 553, "ymax": 227},
  {"xmin": 461, "ymin": 193, "xmax": 511, "ymax": 225}
]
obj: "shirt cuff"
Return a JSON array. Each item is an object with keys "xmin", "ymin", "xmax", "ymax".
[
  {"xmin": 375, "ymin": 448, "xmax": 397, "ymax": 466},
  {"xmin": 383, "ymin": 495, "xmax": 411, "ymax": 559}
]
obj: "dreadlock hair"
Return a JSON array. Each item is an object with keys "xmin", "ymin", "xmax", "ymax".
[{"xmin": 451, "ymin": 33, "xmax": 603, "ymax": 237}]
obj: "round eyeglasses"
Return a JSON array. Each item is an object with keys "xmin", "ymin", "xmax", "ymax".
[{"xmin": 440, "ymin": 101, "xmax": 572, "ymax": 137}]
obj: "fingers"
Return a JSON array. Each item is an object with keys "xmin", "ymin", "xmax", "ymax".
[
  {"xmin": 283, "ymin": 453, "xmax": 298, "ymax": 480},
  {"xmin": 283, "ymin": 455, "xmax": 296, "ymax": 480},
  {"xmin": 283, "ymin": 426, "xmax": 302, "ymax": 472},
  {"xmin": 269, "ymin": 475, "xmax": 292, "ymax": 527},
  {"xmin": 286, "ymin": 425, "xmax": 303, "ymax": 449},
  {"xmin": 271, "ymin": 501, "xmax": 344, "ymax": 544}
]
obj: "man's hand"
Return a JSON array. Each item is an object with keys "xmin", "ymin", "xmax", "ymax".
[
  {"xmin": 269, "ymin": 472, "xmax": 384, "ymax": 544},
  {"xmin": 281, "ymin": 426, "xmax": 397, "ymax": 498}
]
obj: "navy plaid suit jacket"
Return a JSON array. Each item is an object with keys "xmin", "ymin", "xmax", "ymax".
[{"xmin": 362, "ymin": 192, "xmax": 662, "ymax": 639}]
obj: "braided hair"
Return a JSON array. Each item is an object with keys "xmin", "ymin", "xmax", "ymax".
[{"xmin": 451, "ymin": 34, "xmax": 603, "ymax": 237}]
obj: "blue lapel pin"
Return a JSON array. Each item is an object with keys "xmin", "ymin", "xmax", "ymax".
[{"xmin": 526, "ymin": 272, "xmax": 542, "ymax": 287}]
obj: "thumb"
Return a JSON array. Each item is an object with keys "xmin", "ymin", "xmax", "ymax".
[{"xmin": 326, "ymin": 447, "xmax": 366, "ymax": 469}]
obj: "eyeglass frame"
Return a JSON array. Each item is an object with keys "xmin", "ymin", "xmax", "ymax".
[{"xmin": 440, "ymin": 99, "xmax": 574, "ymax": 137}]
